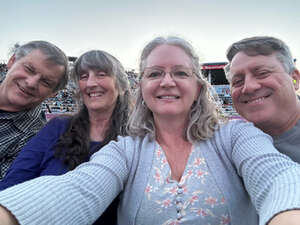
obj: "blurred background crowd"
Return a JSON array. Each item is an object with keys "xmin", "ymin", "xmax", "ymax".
[{"xmin": 0, "ymin": 57, "xmax": 237, "ymax": 119}]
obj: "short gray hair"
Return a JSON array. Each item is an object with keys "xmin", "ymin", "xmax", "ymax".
[
  {"xmin": 14, "ymin": 40, "xmax": 69, "ymax": 91},
  {"xmin": 127, "ymin": 36, "xmax": 222, "ymax": 142},
  {"xmin": 224, "ymin": 36, "xmax": 296, "ymax": 82}
]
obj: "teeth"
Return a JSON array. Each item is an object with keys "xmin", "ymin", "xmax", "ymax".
[
  {"xmin": 89, "ymin": 93, "xmax": 102, "ymax": 97},
  {"xmin": 246, "ymin": 97, "xmax": 265, "ymax": 103},
  {"xmin": 159, "ymin": 96, "xmax": 178, "ymax": 99}
]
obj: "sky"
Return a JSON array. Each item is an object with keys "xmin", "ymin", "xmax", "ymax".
[{"xmin": 0, "ymin": 0, "xmax": 299, "ymax": 70}]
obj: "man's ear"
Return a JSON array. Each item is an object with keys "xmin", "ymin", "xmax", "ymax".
[
  {"xmin": 7, "ymin": 55, "xmax": 16, "ymax": 70},
  {"xmin": 292, "ymin": 69, "xmax": 300, "ymax": 90}
]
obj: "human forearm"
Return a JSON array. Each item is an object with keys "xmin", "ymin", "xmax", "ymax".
[
  {"xmin": 268, "ymin": 210, "xmax": 300, "ymax": 225},
  {"xmin": 0, "ymin": 142, "xmax": 127, "ymax": 225},
  {"xmin": 230, "ymin": 122, "xmax": 300, "ymax": 224},
  {"xmin": 0, "ymin": 205, "xmax": 19, "ymax": 225}
]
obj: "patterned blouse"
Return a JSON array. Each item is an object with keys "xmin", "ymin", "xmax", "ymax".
[{"xmin": 136, "ymin": 143, "xmax": 230, "ymax": 225}]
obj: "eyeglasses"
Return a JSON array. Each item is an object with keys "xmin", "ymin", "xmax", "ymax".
[{"xmin": 142, "ymin": 66, "xmax": 194, "ymax": 81}]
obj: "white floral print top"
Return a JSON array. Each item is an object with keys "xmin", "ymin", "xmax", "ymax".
[{"xmin": 136, "ymin": 143, "xmax": 230, "ymax": 225}]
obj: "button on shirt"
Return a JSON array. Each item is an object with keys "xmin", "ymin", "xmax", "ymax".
[{"xmin": 137, "ymin": 144, "xmax": 230, "ymax": 225}]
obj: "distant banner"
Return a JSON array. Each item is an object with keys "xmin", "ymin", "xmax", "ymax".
[{"xmin": 201, "ymin": 64, "xmax": 226, "ymax": 70}]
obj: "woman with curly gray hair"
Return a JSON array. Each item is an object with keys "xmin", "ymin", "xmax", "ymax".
[{"xmin": 1, "ymin": 37, "xmax": 300, "ymax": 225}]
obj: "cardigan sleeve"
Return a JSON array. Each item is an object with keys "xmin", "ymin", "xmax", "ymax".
[
  {"xmin": 0, "ymin": 117, "xmax": 69, "ymax": 191},
  {"xmin": 0, "ymin": 136, "xmax": 131, "ymax": 225},
  {"xmin": 229, "ymin": 120, "xmax": 300, "ymax": 225}
]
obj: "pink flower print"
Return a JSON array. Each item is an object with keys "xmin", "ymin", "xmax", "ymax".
[
  {"xmin": 196, "ymin": 169, "xmax": 208, "ymax": 178},
  {"xmin": 221, "ymin": 215, "xmax": 230, "ymax": 225},
  {"xmin": 162, "ymin": 219, "xmax": 180, "ymax": 225},
  {"xmin": 205, "ymin": 197, "xmax": 217, "ymax": 208},
  {"xmin": 169, "ymin": 221, "xmax": 180, "ymax": 225},
  {"xmin": 187, "ymin": 170, "xmax": 193, "ymax": 176},
  {"xmin": 156, "ymin": 149, "xmax": 163, "ymax": 158},
  {"xmin": 145, "ymin": 184, "xmax": 152, "ymax": 193},
  {"xmin": 192, "ymin": 208, "xmax": 214, "ymax": 218},
  {"xmin": 196, "ymin": 208, "xmax": 208, "ymax": 217},
  {"xmin": 196, "ymin": 170, "xmax": 208, "ymax": 184},
  {"xmin": 166, "ymin": 186, "xmax": 178, "ymax": 195},
  {"xmin": 189, "ymin": 195, "xmax": 199, "ymax": 205},
  {"xmin": 180, "ymin": 170, "xmax": 193, "ymax": 184},
  {"xmin": 154, "ymin": 167, "xmax": 162, "ymax": 183},
  {"xmin": 182, "ymin": 185, "xmax": 188, "ymax": 193},
  {"xmin": 161, "ymin": 158, "xmax": 168, "ymax": 166},
  {"xmin": 193, "ymin": 157, "xmax": 205, "ymax": 166},
  {"xmin": 161, "ymin": 199, "xmax": 172, "ymax": 208},
  {"xmin": 145, "ymin": 184, "xmax": 153, "ymax": 200}
]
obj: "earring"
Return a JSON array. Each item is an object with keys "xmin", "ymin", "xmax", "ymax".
[
  {"xmin": 142, "ymin": 99, "xmax": 146, "ymax": 107},
  {"xmin": 293, "ymin": 79, "xmax": 297, "ymax": 84}
]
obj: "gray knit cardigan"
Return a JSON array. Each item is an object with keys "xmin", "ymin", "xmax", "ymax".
[{"xmin": 1, "ymin": 120, "xmax": 300, "ymax": 225}]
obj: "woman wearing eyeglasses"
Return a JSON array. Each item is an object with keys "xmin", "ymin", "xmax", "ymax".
[{"xmin": 1, "ymin": 36, "xmax": 300, "ymax": 225}]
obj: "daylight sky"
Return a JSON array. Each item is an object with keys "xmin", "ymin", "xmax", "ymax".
[{"xmin": 1, "ymin": 0, "xmax": 299, "ymax": 70}]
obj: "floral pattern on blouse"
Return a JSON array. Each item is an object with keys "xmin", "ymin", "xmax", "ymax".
[{"xmin": 136, "ymin": 143, "xmax": 230, "ymax": 225}]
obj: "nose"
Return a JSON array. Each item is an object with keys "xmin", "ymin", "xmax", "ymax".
[
  {"xmin": 26, "ymin": 74, "xmax": 40, "ymax": 89},
  {"xmin": 86, "ymin": 72, "xmax": 97, "ymax": 87},
  {"xmin": 160, "ymin": 72, "xmax": 175, "ymax": 88},
  {"xmin": 241, "ymin": 76, "xmax": 261, "ymax": 94}
]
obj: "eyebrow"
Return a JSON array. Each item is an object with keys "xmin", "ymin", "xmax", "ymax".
[
  {"xmin": 253, "ymin": 65, "xmax": 275, "ymax": 71},
  {"xmin": 145, "ymin": 65, "xmax": 191, "ymax": 70},
  {"xmin": 231, "ymin": 73, "xmax": 244, "ymax": 80},
  {"xmin": 231, "ymin": 64, "xmax": 276, "ymax": 76},
  {"xmin": 23, "ymin": 63, "xmax": 35, "ymax": 72},
  {"xmin": 144, "ymin": 66, "xmax": 165, "ymax": 70}
]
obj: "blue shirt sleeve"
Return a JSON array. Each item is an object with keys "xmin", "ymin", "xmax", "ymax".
[{"xmin": 0, "ymin": 117, "xmax": 70, "ymax": 190}]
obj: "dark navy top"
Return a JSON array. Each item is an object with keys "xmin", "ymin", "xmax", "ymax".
[{"xmin": 0, "ymin": 116, "xmax": 118, "ymax": 225}]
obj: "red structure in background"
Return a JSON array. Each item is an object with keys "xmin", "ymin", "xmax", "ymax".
[{"xmin": 201, "ymin": 62, "xmax": 240, "ymax": 118}]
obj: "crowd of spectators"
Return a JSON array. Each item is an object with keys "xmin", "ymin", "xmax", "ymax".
[{"xmin": 0, "ymin": 63, "xmax": 7, "ymax": 83}]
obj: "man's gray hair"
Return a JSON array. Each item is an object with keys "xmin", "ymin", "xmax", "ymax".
[{"xmin": 224, "ymin": 36, "xmax": 296, "ymax": 82}]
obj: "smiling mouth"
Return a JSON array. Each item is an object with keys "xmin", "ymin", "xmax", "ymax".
[
  {"xmin": 243, "ymin": 95, "xmax": 271, "ymax": 104},
  {"xmin": 88, "ymin": 92, "xmax": 104, "ymax": 97},
  {"xmin": 17, "ymin": 83, "xmax": 34, "ymax": 97},
  {"xmin": 157, "ymin": 95, "xmax": 180, "ymax": 99}
]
